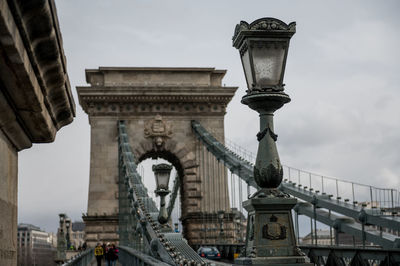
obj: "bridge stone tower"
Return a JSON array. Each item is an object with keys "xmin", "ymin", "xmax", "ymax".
[{"xmin": 77, "ymin": 67, "xmax": 237, "ymax": 246}]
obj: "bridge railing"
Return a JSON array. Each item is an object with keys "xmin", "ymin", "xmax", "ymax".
[
  {"xmin": 118, "ymin": 245, "xmax": 170, "ymax": 266},
  {"xmin": 284, "ymin": 165, "xmax": 400, "ymax": 212},
  {"xmin": 299, "ymin": 245, "xmax": 400, "ymax": 265},
  {"xmin": 62, "ymin": 248, "xmax": 94, "ymax": 266}
]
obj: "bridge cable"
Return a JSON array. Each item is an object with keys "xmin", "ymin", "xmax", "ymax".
[
  {"xmin": 217, "ymin": 159, "xmax": 222, "ymax": 239},
  {"xmin": 211, "ymin": 148, "xmax": 217, "ymax": 243},
  {"xmin": 202, "ymin": 144, "xmax": 206, "ymax": 241},
  {"xmin": 206, "ymin": 147, "xmax": 211, "ymax": 242},
  {"xmin": 238, "ymin": 174, "xmax": 243, "ymax": 241},
  {"xmin": 230, "ymin": 171, "xmax": 234, "ymax": 209}
]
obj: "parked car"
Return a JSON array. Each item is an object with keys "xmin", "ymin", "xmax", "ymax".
[{"xmin": 197, "ymin": 247, "xmax": 221, "ymax": 260}]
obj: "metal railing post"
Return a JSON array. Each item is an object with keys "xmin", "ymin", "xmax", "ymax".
[{"xmin": 370, "ymin": 186, "xmax": 373, "ymax": 207}]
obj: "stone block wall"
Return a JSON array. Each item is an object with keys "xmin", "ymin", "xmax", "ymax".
[
  {"xmin": 0, "ymin": 131, "xmax": 18, "ymax": 265},
  {"xmin": 0, "ymin": 1, "xmax": 75, "ymax": 264}
]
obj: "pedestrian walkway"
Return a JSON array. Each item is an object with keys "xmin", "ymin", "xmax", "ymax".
[{"xmin": 90, "ymin": 258, "xmax": 122, "ymax": 266}]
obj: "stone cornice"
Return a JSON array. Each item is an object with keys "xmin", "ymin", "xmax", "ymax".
[
  {"xmin": 77, "ymin": 67, "xmax": 237, "ymax": 117},
  {"xmin": 77, "ymin": 86, "xmax": 237, "ymax": 116},
  {"xmin": 0, "ymin": 0, "xmax": 75, "ymax": 150},
  {"xmin": 93, "ymin": 66, "xmax": 226, "ymax": 73}
]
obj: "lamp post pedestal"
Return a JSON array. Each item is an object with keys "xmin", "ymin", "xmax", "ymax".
[{"xmin": 235, "ymin": 194, "xmax": 311, "ymax": 265}]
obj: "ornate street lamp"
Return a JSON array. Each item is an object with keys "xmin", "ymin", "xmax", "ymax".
[
  {"xmin": 55, "ymin": 214, "xmax": 67, "ymax": 264},
  {"xmin": 153, "ymin": 163, "xmax": 173, "ymax": 225},
  {"xmin": 65, "ymin": 218, "xmax": 71, "ymax": 249},
  {"xmin": 217, "ymin": 210, "xmax": 225, "ymax": 239},
  {"xmin": 233, "ymin": 18, "xmax": 310, "ymax": 265},
  {"xmin": 233, "ymin": 17, "xmax": 294, "ymax": 189},
  {"xmin": 234, "ymin": 212, "xmax": 242, "ymax": 243}
]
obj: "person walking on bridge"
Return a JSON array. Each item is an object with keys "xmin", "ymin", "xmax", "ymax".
[
  {"xmin": 94, "ymin": 243, "xmax": 104, "ymax": 266},
  {"xmin": 105, "ymin": 243, "xmax": 119, "ymax": 266}
]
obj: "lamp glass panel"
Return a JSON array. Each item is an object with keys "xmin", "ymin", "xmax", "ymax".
[
  {"xmin": 252, "ymin": 45, "xmax": 285, "ymax": 87},
  {"xmin": 240, "ymin": 49, "xmax": 254, "ymax": 89},
  {"xmin": 156, "ymin": 172, "xmax": 170, "ymax": 190}
]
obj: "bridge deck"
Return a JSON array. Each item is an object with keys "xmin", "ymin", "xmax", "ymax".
[{"xmin": 89, "ymin": 258, "xmax": 122, "ymax": 266}]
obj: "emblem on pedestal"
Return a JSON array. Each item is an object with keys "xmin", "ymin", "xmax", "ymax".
[
  {"xmin": 262, "ymin": 215, "xmax": 286, "ymax": 240},
  {"xmin": 144, "ymin": 115, "xmax": 172, "ymax": 149}
]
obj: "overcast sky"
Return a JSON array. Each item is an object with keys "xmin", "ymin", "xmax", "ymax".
[{"xmin": 18, "ymin": 0, "xmax": 400, "ymax": 234}]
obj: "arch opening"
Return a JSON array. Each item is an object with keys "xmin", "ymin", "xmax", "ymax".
[{"xmin": 137, "ymin": 150, "xmax": 184, "ymax": 233}]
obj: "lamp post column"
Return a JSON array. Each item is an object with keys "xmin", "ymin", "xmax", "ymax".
[
  {"xmin": 218, "ymin": 211, "xmax": 225, "ymax": 241},
  {"xmin": 65, "ymin": 218, "xmax": 71, "ymax": 250},
  {"xmin": 232, "ymin": 17, "xmax": 311, "ymax": 265}
]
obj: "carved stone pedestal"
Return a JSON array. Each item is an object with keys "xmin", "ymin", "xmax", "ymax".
[
  {"xmin": 83, "ymin": 215, "xmax": 119, "ymax": 247},
  {"xmin": 235, "ymin": 191, "xmax": 311, "ymax": 265}
]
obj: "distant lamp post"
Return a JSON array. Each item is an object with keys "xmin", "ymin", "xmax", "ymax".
[
  {"xmin": 234, "ymin": 212, "xmax": 242, "ymax": 243},
  {"xmin": 233, "ymin": 18, "xmax": 310, "ymax": 265},
  {"xmin": 217, "ymin": 210, "xmax": 225, "ymax": 239},
  {"xmin": 174, "ymin": 223, "xmax": 179, "ymax": 233},
  {"xmin": 65, "ymin": 218, "xmax": 71, "ymax": 249},
  {"xmin": 56, "ymin": 214, "xmax": 67, "ymax": 264},
  {"xmin": 153, "ymin": 163, "xmax": 173, "ymax": 225}
]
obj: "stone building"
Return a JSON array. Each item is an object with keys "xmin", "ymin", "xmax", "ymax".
[
  {"xmin": 301, "ymin": 229, "xmax": 373, "ymax": 246},
  {"xmin": 17, "ymin": 224, "xmax": 56, "ymax": 266},
  {"xmin": 301, "ymin": 229, "xmax": 335, "ymax": 246},
  {"xmin": 0, "ymin": 1, "xmax": 75, "ymax": 265},
  {"xmin": 70, "ymin": 221, "xmax": 86, "ymax": 249}
]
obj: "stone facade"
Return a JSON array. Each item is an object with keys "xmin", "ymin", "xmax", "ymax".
[
  {"xmin": 77, "ymin": 67, "xmax": 238, "ymax": 246},
  {"xmin": 0, "ymin": 130, "xmax": 18, "ymax": 264},
  {"xmin": 0, "ymin": 1, "xmax": 75, "ymax": 265}
]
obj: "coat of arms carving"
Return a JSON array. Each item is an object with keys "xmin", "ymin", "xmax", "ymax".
[
  {"xmin": 144, "ymin": 115, "xmax": 172, "ymax": 149},
  {"xmin": 262, "ymin": 215, "xmax": 286, "ymax": 240}
]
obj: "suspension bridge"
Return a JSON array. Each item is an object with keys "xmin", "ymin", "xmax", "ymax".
[
  {"xmin": 1, "ymin": 2, "xmax": 398, "ymax": 265},
  {"xmin": 57, "ymin": 66, "xmax": 400, "ymax": 266},
  {"xmin": 62, "ymin": 119, "xmax": 400, "ymax": 266}
]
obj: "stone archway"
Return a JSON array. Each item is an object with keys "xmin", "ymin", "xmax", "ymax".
[{"xmin": 77, "ymin": 67, "xmax": 237, "ymax": 246}]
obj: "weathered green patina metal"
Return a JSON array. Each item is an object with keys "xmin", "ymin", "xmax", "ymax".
[
  {"xmin": 233, "ymin": 17, "xmax": 295, "ymax": 189},
  {"xmin": 233, "ymin": 17, "xmax": 312, "ymax": 265},
  {"xmin": 153, "ymin": 163, "xmax": 173, "ymax": 225}
]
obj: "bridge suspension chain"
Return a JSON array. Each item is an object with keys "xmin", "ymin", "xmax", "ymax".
[
  {"xmin": 118, "ymin": 121, "xmax": 207, "ymax": 266},
  {"xmin": 191, "ymin": 120, "xmax": 400, "ymax": 249}
]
